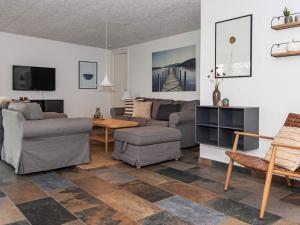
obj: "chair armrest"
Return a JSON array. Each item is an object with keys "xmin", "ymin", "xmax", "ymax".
[
  {"xmin": 23, "ymin": 118, "xmax": 92, "ymax": 138},
  {"xmin": 234, "ymin": 131, "xmax": 274, "ymax": 140},
  {"xmin": 169, "ymin": 111, "xmax": 195, "ymax": 128},
  {"xmin": 272, "ymin": 142, "xmax": 300, "ymax": 151},
  {"xmin": 110, "ymin": 107, "xmax": 125, "ymax": 118}
]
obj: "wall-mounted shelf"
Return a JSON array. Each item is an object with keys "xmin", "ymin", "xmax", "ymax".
[
  {"xmin": 272, "ymin": 50, "xmax": 300, "ymax": 58},
  {"xmin": 196, "ymin": 106, "xmax": 259, "ymax": 151},
  {"xmin": 272, "ymin": 21, "xmax": 300, "ymax": 30},
  {"xmin": 271, "ymin": 12, "xmax": 300, "ymax": 30}
]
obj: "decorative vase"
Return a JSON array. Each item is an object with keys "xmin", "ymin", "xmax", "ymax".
[
  {"xmin": 284, "ymin": 16, "xmax": 289, "ymax": 24},
  {"xmin": 213, "ymin": 85, "xmax": 221, "ymax": 106},
  {"xmin": 289, "ymin": 16, "xmax": 294, "ymax": 23}
]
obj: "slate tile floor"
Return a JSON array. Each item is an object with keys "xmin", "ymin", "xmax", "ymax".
[{"xmin": 0, "ymin": 144, "xmax": 300, "ymax": 225}]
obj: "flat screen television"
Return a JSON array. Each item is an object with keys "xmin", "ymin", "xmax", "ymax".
[{"xmin": 13, "ymin": 65, "xmax": 56, "ymax": 91}]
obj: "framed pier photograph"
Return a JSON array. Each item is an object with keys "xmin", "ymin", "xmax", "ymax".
[{"xmin": 152, "ymin": 45, "xmax": 196, "ymax": 92}]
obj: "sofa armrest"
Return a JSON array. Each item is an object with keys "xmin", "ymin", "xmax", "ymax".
[
  {"xmin": 110, "ymin": 107, "xmax": 125, "ymax": 118},
  {"xmin": 23, "ymin": 118, "xmax": 92, "ymax": 139},
  {"xmin": 169, "ymin": 111, "xmax": 195, "ymax": 128}
]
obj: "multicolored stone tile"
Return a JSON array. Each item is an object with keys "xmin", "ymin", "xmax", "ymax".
[
  {"xmin": 49, "ymin": 186, "xmax": 102, "ymax": 213},
  {"xmin": 17, "ymin": 197, "xmax": 77, "ymax": 225},
  {"xmin": 138, "ymin": 211, "xmax": 193, "ymax": 225},
  {"xmin": 75, "ymin": 206, "xmax": 138, "ymax": 225},
  {"xmin": 0, "ymin": 161, "xmax": 28, "ymax": 188},
  {"xmin": 120, "ymin": 180, "xmax": 173, "ymax": 203},
  {"xmin": 2, "ymin": 181, "xmax": 48, "ymax": 204},
  {"xmin": 143, "ymin": 164, "xmax": 168, "ymax": 172},
  {"xmin": 162, "ymin": 161, "xmax": 197, "ymax": 171},
  {"xmin": 62, "ymin": 220, "xmax": 86, "ymax": 225},
  {"xmin": 92, "ymin": 168, "xmax": 137, "ymax": 185},
  {"xmin": 73, "ymin": 176, "xmax": 119, "ymax": 197},
  {"xmin": 0, "ymin": 190, "xmax": 6, "ymax": 198},
  {"xmin": 128, "ymin": 169, "xmax": 171, "ymax": 186},
  {"xmin": 0, "ymin": 197, "xmax": 26, "ymax": 225},
  {"xmin": 159, "ymin": 180, "xmax": 216, "ymax": 204},
  {"xmin": 31, "ymin": 172, "xmax": 74, "ymax": 192},
  {"xmin": 219, "ymin": 217, "xmax": 250, "ymax": 225},
  {"xmin": 156, "ymin": 168, "xmax": 200, "ymax": 183},
  {"xmin": 272, "ymin": 219, "xmax": 299, "ymax": 225},
  {"xmin": 109, "ymin": 163, "xmax": 136, "ymax": 173},
  {"xmin": 191, "ymin": 176, "xmax": 252, "ymax": 201},
  {"xmin": 208, "ymin": 198, "xmax": 281, "ymax": 225},
  {"xmin": 98, "ymin": 190, "xmax": 162, "ymax": 221},
  {"xmin": 240, "ymin": 192, "xmax": 300, "ymax": 223},
  {"xmin": 58, "ymin": 167, "xmax": 94, "ymax": 181},
  {"xmin": 5, "ymin": 220, "xmax": 31, "ymax": 225},
  {"xmin": 281, "ymin": 193, "xmax": 300, "ymax": 206},
  {"xmin": 156, "ymin": 195, "xmax": 227, "ymax": 225}
]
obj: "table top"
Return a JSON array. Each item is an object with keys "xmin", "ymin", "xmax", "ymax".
[{"xmin": 92, "ymin": 119, "xmax": 139, "ymax": 129}]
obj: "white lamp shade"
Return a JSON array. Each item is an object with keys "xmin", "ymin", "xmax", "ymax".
[
  {"xmin": 121, "ymin": 91, "xmax": 131, "ymax": 100},
  {"xmin": 99, "ymin": 74, "xmax": 113, "ymax": 87}
]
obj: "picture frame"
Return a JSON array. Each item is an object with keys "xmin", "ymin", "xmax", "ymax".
[
  {"xmin": 215, "ymin": 14, "xmax": 252, "ymax": 78},
  {"xmin": 152, "ymin": 45, "xmax": 196, "ymax": 92},
  {"xmin": 78, "ymin": 61, "xmax": 97, "ymax": 89}
]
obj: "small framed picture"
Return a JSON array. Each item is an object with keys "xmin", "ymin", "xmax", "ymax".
[{"xmin": 79, "ymin": 61, "xmax": 97, "ymax": 89}]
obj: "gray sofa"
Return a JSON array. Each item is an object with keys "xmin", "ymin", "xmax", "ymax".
[
  {"xmin": 1, "ymin": 103, "xmax": 92, "ymax": 174},
  {"xmin": 110, "ymin": 98, "xmax": 199, "ymax": 148}
]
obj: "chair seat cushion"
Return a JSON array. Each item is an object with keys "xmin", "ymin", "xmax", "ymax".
[
  {"xmin": 226, "ymin": 151, "xmax": 300, "ymax": 175},
  {"xmin": 265, "ymin": 126, "xmax": 300, "ymax": 171}
]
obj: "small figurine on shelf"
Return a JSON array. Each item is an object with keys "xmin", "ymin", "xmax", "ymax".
[{"xmin": 94, "ymin": 107, "xmax": 103, "ymax": 120}]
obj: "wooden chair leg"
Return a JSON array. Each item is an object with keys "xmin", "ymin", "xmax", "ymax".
[
  {"xmin": 224, "ymin": 159, "xmax": 234, "ymax": 191},
  {"xmin": 285, "ymin": 176, "xmax": 292, "ymax": 187},
  {"xmin": 259, "ymin": 147, "xmax": 276, "ymax": 219}
]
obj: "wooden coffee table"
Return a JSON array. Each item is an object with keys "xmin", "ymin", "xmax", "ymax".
[{"xmin": 90, "ymin": 119, "xmax": 139, "ymax": 153}]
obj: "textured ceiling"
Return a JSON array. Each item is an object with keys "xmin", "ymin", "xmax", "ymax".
[{"xmin": 0, "ymin": 0, "xmax": 200, "ymax": 49}]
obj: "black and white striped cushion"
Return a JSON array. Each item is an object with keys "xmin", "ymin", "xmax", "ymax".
[{"xmin": 124, "ymin": 98, "xmax": 144, "ymax": 117}]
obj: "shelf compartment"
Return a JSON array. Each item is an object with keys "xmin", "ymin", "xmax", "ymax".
[
  {"xmin": 196, "ymin": 125, "xmax": 218, "ymax": 146},
  {"xmin": 219, "ymin": 108, "xmax": 244, "ymax": 130},
  {"xmin": 219, "ymin": 128, "xmax": 244, "ymax": 150},
  {"xmin": 196, "ymin": 106, "xmax": 218, "ymax": 126}
]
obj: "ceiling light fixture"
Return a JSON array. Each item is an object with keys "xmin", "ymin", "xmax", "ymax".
[{"xmin": 98, "ymin": 21, "xmax": 127, "ymax": 88}]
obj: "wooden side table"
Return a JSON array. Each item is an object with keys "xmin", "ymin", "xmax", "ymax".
[{"xmin": 90, "ymin": 119, "xmax": 139, "ymax": 153}]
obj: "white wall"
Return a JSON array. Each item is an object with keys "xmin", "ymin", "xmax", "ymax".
[
  {"xmin": 200, "ymin": 0, "xmax": 300, "ymax": 163},
  {"xmin": 128, "ymin": 30, "xmax": 200, "ymax": 100},
  {"xmin": 0, "ymin": 32, "xmax": 112, "ymax": 118}
]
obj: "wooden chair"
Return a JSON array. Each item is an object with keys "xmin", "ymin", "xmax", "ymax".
[{"xmin": 224, "ymin": 113, "xmax": 300, "ymax": 219}]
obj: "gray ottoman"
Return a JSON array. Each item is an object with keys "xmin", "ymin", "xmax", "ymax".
[{"xmin": 112, "ymin": 126, "xmax": 182, "ymax": 168}]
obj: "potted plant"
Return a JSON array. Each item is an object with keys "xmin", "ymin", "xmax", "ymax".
[
  {"xmin": 208, "ymin": 68, "xmax": 225, "ymax": 106},
  {"xmin": 283, "ymin": 7, "xmax": 293, "ymax": 24}
]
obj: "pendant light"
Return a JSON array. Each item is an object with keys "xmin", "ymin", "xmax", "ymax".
[{"xmin": 99, "ymin": 21, "xmax": 113, "ymax": 87}]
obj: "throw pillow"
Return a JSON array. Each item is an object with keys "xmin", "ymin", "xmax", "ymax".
[
  {"xmin": 123, "ymin": 98, "xmax": 144, "ymax": 117},
  {"xmin": 265, "ymin": 126, "xmax": 300, "ymax": 171},
  {"xmin": 8, "ymin": 102, "xmax": 44, "ymax": 120},
  {"xmin": 156, "ymin": 104, "xmax": 180, "ymax": 121},
  {"xmin": 132, "ymin": 100, "xmax": 152, "ymax": 119}
]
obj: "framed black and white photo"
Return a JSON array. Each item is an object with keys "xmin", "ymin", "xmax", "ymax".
[
  {"xmin": 215, "ymin": 14, "xmax": 252, "ymax": 78},
  {"xmin": 79, "ymin": 61, "xmax": 97, "ymax": 89}
]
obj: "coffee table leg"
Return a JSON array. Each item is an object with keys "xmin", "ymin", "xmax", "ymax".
[{"xmin": 105, "ymin": 127, "xmax": 108, "ymax": 153}]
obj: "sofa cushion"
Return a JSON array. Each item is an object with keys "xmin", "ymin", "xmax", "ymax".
[
  {"xmin": 8, "ymin": 102, "xmax": 43, "ymax": 120},
  {"xmin": 152, "ymin": 99, "xmax": 173, "ymax": 119},
  {"xmin": 156, "ymin": 104, "xmax": 180, "ymax": 121},
  {"xmin": 146, "ymin": 120, "xmax": 169, "ymax": 127},
  {"xmin": 132, "ymin": 100, "xmax": 152, "ymax": 119},
  {"xmin": 177, "ymin": 100, "xmax": 199, "ymax": 112},
  {"xmin": 114, "ymin": 126, "xmax": 181, "ymax": 146}
]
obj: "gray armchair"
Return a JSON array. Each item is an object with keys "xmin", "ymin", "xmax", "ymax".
[{"xmin": 1, "ymin": 103, "xmax": 92, "ymax": 174}]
